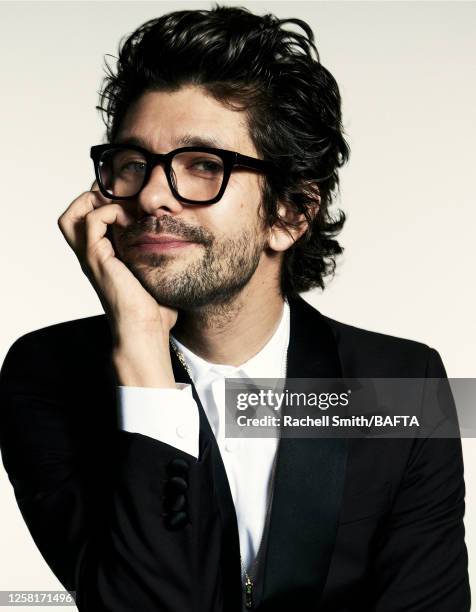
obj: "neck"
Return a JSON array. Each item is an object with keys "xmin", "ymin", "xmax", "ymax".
[{"xmin": 172, "ymin": 286, "xmax": 286, "ymax": 367}]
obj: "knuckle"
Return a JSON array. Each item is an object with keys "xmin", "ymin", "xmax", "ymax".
[
  {"xmin": 84, "ymin": 209, "xmax": 97, "ymax": 226},
  {"xmin": 57, "ymin": 208, "xmax": 70, "ymax": 223}
]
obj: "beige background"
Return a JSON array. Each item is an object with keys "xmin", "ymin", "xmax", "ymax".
[{"xmin": 1, "ymin": 1, "xmax": 474, "ymax": 608}]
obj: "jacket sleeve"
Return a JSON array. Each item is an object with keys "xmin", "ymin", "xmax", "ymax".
[
  {"xmin": 0, "ymin": 333, "xmax": 213, "ymax": 612},
  {"xmin": 371, "ymin": 348, "xmax": 471, "ymax": 611}
]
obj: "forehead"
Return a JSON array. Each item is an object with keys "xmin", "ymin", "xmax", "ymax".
[{"xmin": 115, "ymin": 85, "xmax": 256, "ymax": 156}]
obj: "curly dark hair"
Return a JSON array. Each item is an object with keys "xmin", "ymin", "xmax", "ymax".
[{"xmin": 96, "ymin": 4, "xmax": 350, "ymax": 297}]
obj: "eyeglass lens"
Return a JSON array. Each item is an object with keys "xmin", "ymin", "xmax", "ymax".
[{"xmin": 98, "ymin": 147, "xmax": 225, "ymax": 201}]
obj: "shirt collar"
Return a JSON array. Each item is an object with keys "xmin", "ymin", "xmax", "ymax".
[{"xmin": 171, "ymin": 299, "xmax": 290, "ymax": 385}]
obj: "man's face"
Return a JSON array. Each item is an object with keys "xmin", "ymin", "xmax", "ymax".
[{"xmin": 110, "ymin": 85, "xmax": 271, "ymax": 310}]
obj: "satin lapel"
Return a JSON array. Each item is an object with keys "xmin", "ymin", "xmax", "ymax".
[
  {"xmin": 170, "ymin": 349, "xmax": 243, "ymax": 610},
  {"xmin": 259, "ymin": 295, "xmax": 349, "ymax": 609}
]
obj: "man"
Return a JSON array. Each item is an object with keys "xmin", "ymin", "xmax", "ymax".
[{"xmin": 0, "ymin": 5, "xmax": 470, "ymax": 612}]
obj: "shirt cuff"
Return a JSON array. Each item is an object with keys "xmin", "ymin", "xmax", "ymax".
[{"xmin": 116, "ymin": 383, "xmax": 199, "ymax": 458}]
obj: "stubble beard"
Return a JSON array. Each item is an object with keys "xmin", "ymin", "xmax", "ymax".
[{"xmin": 123, "ymin": 225, "xmax": 267, "ymax": 311}]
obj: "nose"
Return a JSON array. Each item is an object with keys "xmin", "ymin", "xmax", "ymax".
[{"xmin": 136, "ymin": 163, "xmax": 184, "ymax": 216}]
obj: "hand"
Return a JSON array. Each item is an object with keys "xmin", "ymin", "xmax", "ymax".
[
  {"xmin": 58, "ymin": 181, "xmax": 178, "ymax": 336},
  {"xmin": 57, "ymin": 181, "xmax": 178, "ymax": 387}
]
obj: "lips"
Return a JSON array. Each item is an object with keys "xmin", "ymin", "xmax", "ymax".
[{"xmin": 129, "ymin": 233, "xmax": 194, "ymax": 247}]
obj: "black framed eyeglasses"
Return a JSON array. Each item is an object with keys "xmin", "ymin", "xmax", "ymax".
[{"xmin": 90, "ymin": 143, "xmax": 274, "ymax": 205}]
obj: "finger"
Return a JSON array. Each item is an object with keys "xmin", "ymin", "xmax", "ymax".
[
  {"xmin": 90, "ymin": 179, "xmax": 114, "ymax": 207},
  {"xmin": 83, "ymin": 205, "xmax": 132, "ymax": 282},
  {"xmin": 58, "ymin": 187, "xmax": 113, "ymax": 252},
  {"xmin": 84, "ymin": 204, "xmax": 131, "ymax": 264}
]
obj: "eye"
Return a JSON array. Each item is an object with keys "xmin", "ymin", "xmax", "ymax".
[
  {"xmin": 120, "ymin": 160, "xmax": 147, "ymax": 174},
  {"xmin": 190, "ymin": 159, "xmax": 223, "ymax": 175}
]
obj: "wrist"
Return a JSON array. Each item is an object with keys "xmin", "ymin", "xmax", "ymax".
[
  {"xmin": 111, "ymin": 319, "xmax": 169, "ymax": 345},
  {"xmin": 112, "ymin": 333, "xmax": 176, "ymax": 388}
]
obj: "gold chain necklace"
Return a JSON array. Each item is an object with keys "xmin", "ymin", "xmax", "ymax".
[
  {"xmin": 169, "ymin": 338, "xmax": 258, "ymax": 608},
  {"xmin": 170, "ymin": 338, "xmax": 191, "ymax": 375}
]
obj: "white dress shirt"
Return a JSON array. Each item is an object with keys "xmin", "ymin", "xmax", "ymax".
[{"xmin": 117, "ymin": 299, "xmax": 290, "ymax": 576}]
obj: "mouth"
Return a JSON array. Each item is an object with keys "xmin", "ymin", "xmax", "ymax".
[{"xmin": 127, "ymin": 233, "xmax": 198, "ymax": 253}]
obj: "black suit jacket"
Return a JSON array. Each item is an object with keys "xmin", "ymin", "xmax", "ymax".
[{"xmin": 0, "ymin": 295, "xmax": 470, "ymax": 611}]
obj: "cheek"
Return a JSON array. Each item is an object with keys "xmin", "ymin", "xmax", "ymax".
[
  {"xmin": 201, "ymin": 206, "xmax": 256, "ymax": 243},
  {"xmin": 205, "ymin": 177, "xmax": 262, "ymax": 232}
]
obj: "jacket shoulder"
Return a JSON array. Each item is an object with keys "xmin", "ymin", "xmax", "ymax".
[
  {"xmin": 321, "ymin": 313, "xmax": 441, "ymax": 377},
  {"xmin": 1, "ymin": 315, "xmax": 111, "ymax": 390},
  {"xmin": 4, "ymin": 314, "xmax": 109, "ymax": 356}
]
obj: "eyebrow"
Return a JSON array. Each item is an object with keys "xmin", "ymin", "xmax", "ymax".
[{"xmin": 115, "ymin": 133, "xmax": 230, "ymax": 150}]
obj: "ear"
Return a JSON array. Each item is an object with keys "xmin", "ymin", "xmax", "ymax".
[{"xmin": 268, "ymin": 183, "xmax": 320, "ymax": 253}]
